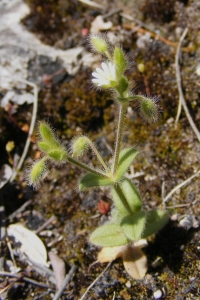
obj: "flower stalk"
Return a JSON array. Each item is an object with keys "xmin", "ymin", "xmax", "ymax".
[{"xmin": 112, "ymin": 103, "xmax": 128, "ymax": 175}]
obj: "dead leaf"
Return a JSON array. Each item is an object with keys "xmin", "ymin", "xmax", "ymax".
[
  {"xmin": 97, "ymin": 240, "xmax": 148, "ymax": 279},
  {"xmin": 78, "ymin": 0, "xmax": 104, "ymax": 9},
  {"xmin": 123, "ymin": 240, "xmax": 148, "ymax": 280},
  {"xmin": 49, "ymin": 252, "xmax": 66, "ymax": 290},
  {"xmin": 0, "ymin": 164, "xmax": 13, "ymax": 189},
  {"xmin": 98, "ymin": 245, "xmax": 126, "ymax": 263},
  {"xmin": 7, "ymin": 223, "xmax": 48, "ymax": 267},
  {"xmin": 90, "ymin": 16, "xmax": 112, "ymax": 34}
]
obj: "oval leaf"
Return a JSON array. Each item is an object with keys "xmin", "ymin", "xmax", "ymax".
[
  {"xmin": 79, "ymin": 173, "xmax": 114, "ymax": 191},
  {"xmin": 7, "ymin": 223, "xmax": 48, "ymax": 266},
  {"xmin": 98, "ymin": 245, "xmax": 126, "ymax": 263},
  {"xmin": 38, "ymin": 141, "xmax": 53, "ymax": 153},
  {"xmin": 120, "ymin": 211, "xmax": 146, "ymax": 241},
  {"xmin": 48, "ymin": 149, "xmax": 67, "ymax": 161},
  {"xmin": 90, "ymin": 223, "xmax": 129, "ymax": 247},
  {"xmin": 123, "ymin": 243, "xmax": 148, "ymax": 279},
  {"xmin": 112, "ymin": 184, "xmax": 132, "ymax": 216},
  {"xmin": 112, "ymin": 178, "xmax": 142, "ymax": 216},
  {"xmin": 114, "ymin": 147, "xmax": 138, "ymax": 182},
  {"xmin": 142, "ymin": 209, "xmax": 168, "ymax": 238}
]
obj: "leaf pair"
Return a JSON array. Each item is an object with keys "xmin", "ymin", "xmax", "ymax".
[
  {"xmin": 38, "ymin": 122, "xmax": 67, "ymax": 162},
  {"xmin": 98, "ymin": 240, "xmax": 148, "ymax": 279},
  {"xmin": 79, "ymin": 147, "xmax": 138, "ymax": 190},
  {"xmin": 90, "ymin": 209, "xmax": 168, "ymax": 247}
]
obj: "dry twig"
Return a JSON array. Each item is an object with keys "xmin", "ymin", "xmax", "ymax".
[
  {"xmin": 7, "ymin": 200, "xmax": 32, "ymax": 222},
  {"xmin": 10, "ymin": 78, "xmax": 38, "ymax": 181},
  {"xmin": 175, "ymin": 28, "xmax": 200, "ymax": 141},
  {"xmin": 163, "ymin": 170, "xmax": 200, "ymax": 203},
  {"xmin": 80, "ymin": 262, "xmax": 112, "ymax": 300},
  {"xmin": 0, "ymin": 271, "xmax": 54, "ymax": 289},
  {"xmin": 53, "ymin": 265, "xmax": 77, "ymax": 300}
]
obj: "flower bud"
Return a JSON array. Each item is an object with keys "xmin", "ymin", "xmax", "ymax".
[
  {"xmin": 139, "ymin": 96, "xmax": 160, "ymax": 123},
  {"xmin": 91, "ymin": 36, "xmax": 108, "ymax": 54},
  {"xmin": 29, "ymin": 158, "xmax": 47, "ymax": 188},
  {"xmin": 72, "ymin": 136, "xmax": 88, "ymax": 157},
  {"xmin": 6, "ymin": 141, "xmax": 15, "ymax": 153},
  {"xmin": 114, "ymin": 47, "xmax": 127, "ymax": 78},
  {"xmin": 39, "ymin": 122, "xmax": 57, "ymax": 141}
]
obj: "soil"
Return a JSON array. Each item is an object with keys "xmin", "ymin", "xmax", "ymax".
[{"xmin": 0, "ymin": 0, "xmax": 200, "ymax": 299}]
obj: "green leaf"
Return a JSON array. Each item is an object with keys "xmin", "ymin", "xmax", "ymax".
[
  {"xmin": 90, "ymin": 223, "xmax": 129, "ymax": 247},
  {"xmin": 120, "ymin": 211, "xmax": 146, "ymax": 241},
  {"xmin": 117, "ymin": 76, "xmax": 129, "ymax": 95},
  {"xmin": 112, "ymin": 184, "xmax": 131, "ymax": 215},
  {"xmin": 39, "ymin": 122, "xmax": 56, "ymax": 141},
  {"xmin": 142, "ymin": 210, "xmax": 169, "ymax": 238},
  {"xmin": 114, "ymin": 147, "xmax": 138, "ymax": 182},
  {"xmin": 111, "ymin": 208, "xmax": 124, "ymax": 224},
  {"xmin": 114, "ymin": 47, "xmax": 127, "ymax": 78},
  {"xmin": 38, "ymin": 141, "xmax": 52, "ymax": 153},
  {"xmin": 111, "ymin": 178, "xmax": 142, "ymax": 216},
  {"xmin": 79, "ymin": 173, "xmax": 114, "ymax": 191},
  {"xmin": 48, "ymin": 149, "xmax": 67, "ymax": 161}
]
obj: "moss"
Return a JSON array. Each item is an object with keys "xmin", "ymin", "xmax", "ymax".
[{"xmin": 23, "ymin": 0, "xmax": 96, "ymax": 47}]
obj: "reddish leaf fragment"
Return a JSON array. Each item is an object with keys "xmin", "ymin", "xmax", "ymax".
[{"xmin": 97, "ymin": 200, "xmax": 110, "ymax": 215}]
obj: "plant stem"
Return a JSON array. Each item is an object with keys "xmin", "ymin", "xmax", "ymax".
[
  {"xmin": 105, "ymin": 50, "xmax": 112, "ymax": 61},
  {"xmin": 127, "ymin": 95, "xmax": 146, "ymax": 102},
  {"xmin": 66, "ymin": 155, "xmax": 108, "ymax": 178},
  {"xmin": 85, "ymin": 138, "xmax": 110, "ymax": 173},
  {"xmin": 112, "ymin": 103, "xmax": 127, "ymax": 175}
]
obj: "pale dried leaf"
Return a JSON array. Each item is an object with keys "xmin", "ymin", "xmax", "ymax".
[
  {"xmin": 7, "ymin": 223, "xmax": 47, "ymax": 267},
  {"xmin": 133, "ymin": 239, "xmax": 148, "ymax": 248},
  {"xmin": 90, "ymin": 16, "xmax": 112, "ymax": 34},
  {"xmin": 1, "ymin": 91, "xmax": 34, "ymax": 108},
  {"xmin": 123, "ymin": 242, "xmax": 148, "ymax": 279},
  {"xmin": 78, "ymin": 0, "xmax": 104, "ymax": 9},
  {"xmin": 49, "ymin": 252, "xmax": 66, "ymax": 290},
  {"xmin": 0, "ymin": 164, "xmax": 13, "ymax": 189},
  {"xmin": 98, "ymin": 245, "xmax": 126, "ymax": 263}
]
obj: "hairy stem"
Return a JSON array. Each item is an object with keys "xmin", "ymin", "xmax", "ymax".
[
  {"xmin": 112, "ymin": 103, "xmax": 127, "ymax": 175},
  {"xmin": 66, "ymin": 155, "xmax": 108, "ymax": 178},
  {"xmin": 127, "ymin": 95, "xmax": 147, "ymax": 102},
  {"xmin": 85, "ymin": 138, "xmax": 110, "ymax": 173}
]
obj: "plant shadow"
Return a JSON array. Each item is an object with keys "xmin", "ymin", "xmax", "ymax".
[{"xmin": 146, "ymin": 220, "xmax": 195, "ymax": 273}]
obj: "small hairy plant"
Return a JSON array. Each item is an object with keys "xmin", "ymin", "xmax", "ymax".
[{"xmin": 29, "ymin": 35, "xmax": 168, "ymax": 278}]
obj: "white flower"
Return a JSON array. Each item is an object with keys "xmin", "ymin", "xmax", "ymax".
[{"xmin": 92, "ymin": 62, "xmax": 116, "ymax": 87}]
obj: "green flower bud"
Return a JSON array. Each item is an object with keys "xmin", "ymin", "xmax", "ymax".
[
  {"xmin": 91, "ymin": 36, "xmax": 108, "ymax": 54},
  {"xmin": 72, "ymin": 136, "xmax": 88, "ymax": 157},
  {"xmin": 114, "ymin": 47, "xmax": 127, "ymax": 78},
  {"xmin": 29, "ymin": 158, "xmax": 47, "ymax": 188},
  {"xmin": 39, "ymin": 122, "xmax": 57, "ymax": 141},
  {"xmin": 137, "ymin": 63, "xmax": 146, "ymax": 73},
  {"xmin": 6, "ymin": 141, "xmax": 15, "ymax": 153},
  {"xmin": 139, "ymin": 96, "xmax": 160, "ymax": 123}
]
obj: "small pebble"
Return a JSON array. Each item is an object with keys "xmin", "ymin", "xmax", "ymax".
[
  {"xmin": 125, "ymin": 280, "xmax": 131, "ymax": 288},
  {"xmin": 196, "ymin": 64, "xmax": 200, "ymax": 76},
  {"xmin": 154, "ymin": 289, "xmax": 162, "ymax": 299}
]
